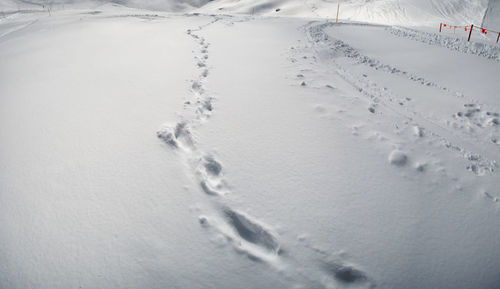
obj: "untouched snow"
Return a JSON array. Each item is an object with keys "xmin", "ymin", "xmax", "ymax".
[{"xmin": 1, "ymin": 2, "xmax": 500, "ymax": 289}]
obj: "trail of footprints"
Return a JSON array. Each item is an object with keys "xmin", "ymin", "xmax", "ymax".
[
  {"xmin": 301, "ymin": 22, "xmax": 499, "ymax": 177},
  {"xmin": 299, "ymin": 22, "xmax": 500, "ymax": 202},
  {"xmin": 157, "ymin": 119, "xmax": 281, "ymax": 259},
  {"xmin": 157, "ymin": 16, "xmax": 376, "ymax": 289},
  {"xmin": 157, "ymin": 14, "xmax": 283, "ymax": 269},
  {"xmin": 291, "ymin": 23, "xmax": 500, "ymax": 201},
  {"xmin": 310, "ymin": 23, "xmax": 500, "ymax": 149}
]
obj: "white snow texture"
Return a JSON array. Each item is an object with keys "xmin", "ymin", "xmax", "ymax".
[{"xmin": 1, "ymin": 1, "xmax": 500, "ymax": 289}]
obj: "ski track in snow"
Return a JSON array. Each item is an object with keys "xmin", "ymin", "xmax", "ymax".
[
  {"xmin": 302, "ymin": 21, "xmax": 499, "ymax": 178},
  {"xmin": 156, "ymin": 15, "xmax": 376, "ymax": 289},
  {"xmin": 0, "ymin": 18, "xmax": 38, "ymax": 40}
]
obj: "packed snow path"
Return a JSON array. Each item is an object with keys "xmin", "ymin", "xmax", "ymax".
[{"xmin": 1, "ymin": 7, "xmax": 500, "ymax": 289}]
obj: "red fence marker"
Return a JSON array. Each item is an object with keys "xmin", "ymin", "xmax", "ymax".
[
  {"xmin": 441, "ymin": 22, "xmax": 499, "ymax": 43},
  {"xmin": 468, "ymin": 24, "xmax": 474, "ymax": 41}
]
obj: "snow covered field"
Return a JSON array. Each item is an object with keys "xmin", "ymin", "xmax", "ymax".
[{"xmin": 1, "ymin": 1, "xmax": 500, "ymax": 289}]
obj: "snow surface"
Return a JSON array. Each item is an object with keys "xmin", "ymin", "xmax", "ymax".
[
  {"xmin": 1, "ymin": 2, "xmax": 500, "ymax": 289},
  {"xmin": 482, "ymin": 0, "xmax": 500, "ymax": 29},
  {"xmin": 198, "ymin": 0, "xmax": 491, "ymax": 26},
  {"xmin": 1, "ymin": 0, "xmax": 496, "ymax": 27}
]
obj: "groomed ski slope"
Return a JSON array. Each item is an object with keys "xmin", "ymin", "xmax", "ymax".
[{"xmin": 1, "ymin": 4, "xmax": 500, "ymax": 289}]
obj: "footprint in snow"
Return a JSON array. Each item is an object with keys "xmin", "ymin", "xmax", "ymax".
[
  {"xmin": 223, "ymin": 208, "xmax": 281, "ymax": 254},
  {"xmin": 323, "ymin": 262, "xmax": 369, "ymax": 285},
  {"xmin": 157, "ymin": 121, "xmax": 194, "ymax": 150},
  {"xmin": 197, "ymin": 155, "xmax": 225, "ymax": 196},
  {"xmin": 388, "ymin": 150, "xmax": 408, "ymax": 166}
]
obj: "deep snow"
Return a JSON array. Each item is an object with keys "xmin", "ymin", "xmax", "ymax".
[{"xmin": 1, "ymin": 2, "xmax": 500, "ymax": 289}]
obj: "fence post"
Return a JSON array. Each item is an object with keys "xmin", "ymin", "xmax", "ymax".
[
  {"xmin": 336, "ymin": 2, "xmax": 340, "ymax": 23},
  {"xmin": 439, "ymin": 23, "xmax": 442, "ymax": 32},
  {"xmin": 468, "ymin": 24, "xmax": 474, "ymax": 42}
]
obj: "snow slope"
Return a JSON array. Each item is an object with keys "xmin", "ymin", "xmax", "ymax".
[
  {"xmin": 1, "ymin": 3, "xmax": 500, "ymax": 289},
  {"xmin": 0, "ymin": 0, "xmax": 210, "ymax": 12},
  {"xmin": 198, "ymin": 0, "xmax": 490, "ymax": 26},
  {"xmin": 0, "ymin": 0, "xmax": 495, "ymax": 27},
  {"xmin": 482, "ymin": 0, "xmax": 500, "ymax": 29}
]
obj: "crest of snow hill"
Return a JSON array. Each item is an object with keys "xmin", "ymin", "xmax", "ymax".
[{"xmin": 0, "ymin": 0, "xmax": 499, "ymax": 28}]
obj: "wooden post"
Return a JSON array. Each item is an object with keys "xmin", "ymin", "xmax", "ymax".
[
  {"xmin": 336, "ymin": 2, "xmax": 340, "ymax": 23},
  {"xmin": 439, "ymin": 23, "xmax": 442, "ymax": 32},
  {"xmin": 468, "ymin": 24, "xmax": 473, "ymax": 42}
]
